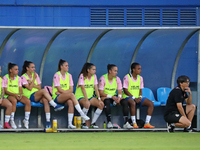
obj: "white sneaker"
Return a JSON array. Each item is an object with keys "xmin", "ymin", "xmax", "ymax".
[
  {"xmin": 81, "ymin": 123, "xmax": 89, "ymax": 129},
  {"xmin": 10, "ymin": 120, "xmax": 17, "ymax": 129},
  {"xmin": 107, "ymin": 121, "xmax": 113, "ymax": 129},
  {"xmin": 81, "ymin": 115, "xmax": 90, "ymax": 121},
  {"xmin": 90, "ymin": 123, "xmax": 99, "ymax": 129},
  {"xmin": 23, "ymin": 119, "xmax": 29, "ymax": 129},
  {"xmin": 68, "ymin": 124, "xmax": 76, "ymax": 129},
  {"xmin": 123, "ymin": 122, "xmax": 133, "ymax": 129}
]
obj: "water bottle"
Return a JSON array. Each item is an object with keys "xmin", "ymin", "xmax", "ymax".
[
  {"xmin": 76, "ymin": 116, "xmax": 81, "ymax": 129},
  {"xmin": 53, "ymin": 118, "xmax": 57, "ymax": 133},
  {"xmin": 103, "ymin": 121, "xmax": 106, "ymax": 129},
  {"xmin": 18, "ymin": 119, "xmax": 22, "ymax": 128},
  {"xmin": 0, "ymin": 119, "xmax": 3, "ymax": 129}
]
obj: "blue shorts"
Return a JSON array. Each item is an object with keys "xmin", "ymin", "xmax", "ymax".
[
  {"xmin": 125, "ymin": 96, "xmax": 146, "ymax": 107},
  {"xmin": 30, "ymin": 92, "xmax": 37, "ymax": 102},
  {"xmin": 78, "ymin": 97, "xmax": 94, "ymax": 102},
  {"xmin": 54, "ymin": 94, "xmax": 60, "ymax": 103}
]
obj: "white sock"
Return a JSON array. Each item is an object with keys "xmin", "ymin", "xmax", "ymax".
[
  {"xmin": 68, "ymin": 113, "xmax": 74, "ymax": 126},
  {"xmin": 82, "ymin": 108, "xmax": 89, "ymax": 123},
  {"xmin": 5, "ymin": 115, "xmax": 10, "ymax": 123},
  {"xmin": 75, "ymin": 104, "xmax": 85, "ymax": 117},
  {"xmin": 131, "ymin": 116, "xmax": 136, "ymax": 124},
  {"xmin": 187, "ymin": 124, "xmax": 191, "ymax": 129},
  {"xmin": 10, "ymin": 112, "xmax": 15, "ymax": 121},
  {"xmin": 145, "ymin": 115, "xmax": 151, "ymax": 124},
  {"xmin": 25, "ymin": 112, "xmax": 30, "ymax": 121},
  {"xmin": 49, "ymin": 100, "xmax": 57, "ymax": 108},
  {"xmin": 46, "ymin": 113, "xmax": 50, "ymax": 122},
  {"xmin": 91, "ymin": 108, "xmax": 102, "ymax": 124}
]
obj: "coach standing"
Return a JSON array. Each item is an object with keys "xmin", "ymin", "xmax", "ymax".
[{"xmin": 164, "ymin": 75, "xmax": 196, "ymax": 133}]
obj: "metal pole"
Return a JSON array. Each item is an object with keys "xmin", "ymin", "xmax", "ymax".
[{"xmin": 197, "ymin": 30, "xmax": 200, "ymax": 131}]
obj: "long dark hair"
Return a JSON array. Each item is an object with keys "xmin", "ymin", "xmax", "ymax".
[
  {"xmin": 107, "ymin": 64, "xmax": 116, "ymax": 73},
  {"xmin": 131, "ymin": 62, "xmax": 140, "ymax": 73},
  {"xmin": 79, "ymin": 62, "xmax": 95, "ymax": 77},
  {"xmin": 8, "ymin": 62, "xmax": 17, "ymax": 74},
  {"xmin": 21, "ymin": 60, "xmax": 33, "ymax": 75},
  {"xmin": 57, "ymin": 59, "xmax": 67, "ymax": 71}
]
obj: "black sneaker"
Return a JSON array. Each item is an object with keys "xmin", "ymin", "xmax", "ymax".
[
  {"xmin": 167, "ymin": 123, "xmax": 175, "ymax": 133},
  {"xmin": 183, "ymin": 127, "xmax": 197, "ymax": 133}
]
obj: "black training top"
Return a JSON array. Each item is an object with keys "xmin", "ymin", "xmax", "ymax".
[{"xmin": 164, "ymin": 86, "xmax": 188, "ymax": 116}]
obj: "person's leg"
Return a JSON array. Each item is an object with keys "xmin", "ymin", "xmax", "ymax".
[
  {"xmin": 120, "ymin": 99, "xmax": 133, "ymax": 129},
  {"xmin": 79, "ymin": 98, "xmax": 90, "ymax": 124},
  {"xmin": 57, "ymin": 93, "xmax": 90, "ymax": 121},
  {"xmin": 65, "ymin": 100, "xmax": 76, "ymax": 129},
  {"xmin": 103, "ymin": 98, "xmax": 112, "ymax": 123},
  {"xmin": 1, "ymin": 98, "xmax": 12, "ymax": 128},
  {"xmin": 141, "ymin": 98, "xmax": 154, "ymax": 128},
  {"xmin": 7, "ymin": 96, "xmax": 17, "ymax": 129},
  {"xmin": 34, "ymin": 90, "xmax": 63, "ymax": 111},
  {"xmin": 127, "ymin": 98, "xmax": 138, "ymax": 128},
  {"xmin": 175, "ymin": 116, "xmax": 191, "ymax": 128},
  {"xmin": 89, "ymin": 97, "xmax": 104, "ymax": 128},
  {"xmin": 186, "ymin": 104, "xmax": 196, "ymax": 122},
  {"xmin": 40, "ymin": 98, "xmax": 51, "ymax": 128},
  {"xmin": 20, "ymin": 96, "xmax": 31, "ymax": 129}
]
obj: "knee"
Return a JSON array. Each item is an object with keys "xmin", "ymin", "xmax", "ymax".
[
  {"xmin": 129, "ymin": 100, "xmax": 136, "ymax": 107},
  {"xmin": 149, "ymin": 101, "xmax": 154, "ymax": 108},
  {"xmin": 67, "ymin": 100, "xmax": 74, "ymax": 107},
  {"xmin": 185, "ymin": 121, "xmax": 191, "ymax": 128},
  {"xmin": 191, "ymin": 104, "xmax": 196, "ymax": 111},
  {"xmin": 85, "ymin": 101, "xmax": 90, "ymax": 108},
  {"xmin": 120, "ymin": 99, "xmax": 128, "ymax": 106},
  {"xmin": 5, "ymin": 102, "xmax": 12, "ymax": 110},
  {"xmin": 12, "ymin": 99, "xmax": 17, "ymax": 105},
  {"xmin": 41, "ymin": 89, "xmax": 47, "ymax": 94},
  {"xmin": 99, "ymin": 101, "xmax": 104, "ymax": 109},
  {"xmin": 104, "ymin": 99, "xmax": 110, "ymax": 106}
]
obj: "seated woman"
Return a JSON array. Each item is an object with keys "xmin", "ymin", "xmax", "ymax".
[
  {"xmin": 52, "ymin": 59, "xmax": 90, "ymax": 129},
  {"xmin": 21, "ymin": 60, "xmax": 64, "ymax": 128},
  {"xmin": 4, "ymin": 63, "xmax": 31, "ymax": 129},
  {"xmin": 99, "ymin": 64, "xmax": 133, "ymax": 129},
  {"xmin": 75, "ymin": 63, "xmax": 104, "ymax": 129},
  {"xmin": 0, "ymin": 65, "xmax": 12, "ymax": 129}
]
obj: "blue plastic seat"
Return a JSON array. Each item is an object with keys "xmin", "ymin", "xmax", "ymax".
[
  {"xmin": 31, "ymin": 102, "xmax": 44, "ymax": 107},
  {"xmin": 157, "ymin": 87, "xmax": 172, "ymax": 105},
  {"xmin": 16, "ymin": 102, "xmax": 25, "ymax": 107},
  {"xmin": 142, "ymin": 87, "xmax": 161, "ymax": 107}
]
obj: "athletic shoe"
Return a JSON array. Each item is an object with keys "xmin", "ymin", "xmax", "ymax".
[
  {"xmin": 107, "ymin": 121, "xmax": 113, "ymax": 129},
  {"xmin": 81, "ymin": 123, "xmax": 89, "ymax": 129},
  {"xmin": 90, "ymin": 123, "xmax": 99, "ymax": 129},
  {"xmin": 183, "ymin": 127, "xmax": 197, "ymax": 133},
  {"xmin": 144, "ymin": 123, "xmax": 155, "ymax": 128},
  {"xmin": 3, "ymin": 122, "xmax": 12, "ymax": 129},
  {"xmin": 10, "ymin": 120, "xmax": 17, "ymax": 129},
  {"xmin": 68, "ymin": 124, "xmax": 76, "ymax": 129},
  {"xmin": 133, "ymin": 123, "xmax": 139, "ymax": 128},
  {"xmin": 54, "ymin": 105, "xmax": 65, "ymax": 111},
  {"xmin": 167, "ymin": 123, "xmax": 175, "ymax": 133},
  {"xmin": 81, "ymin": 115, "xmax": 90, "ymax": 121},
  {"xmin": 123, "ymin": 122, "xmax": 134, "ymax": 129},
  {"xmin": 46, "ymin": 121, "xmax": 51, "ymax": 129},
  {"xmin": 23, "ymin": 119, "xmax": 29, "ymax": 129}
]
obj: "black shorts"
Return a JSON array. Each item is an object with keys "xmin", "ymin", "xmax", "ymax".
[{"xmin": 164, "ymin": 111, "xmax": 182, "ymax": 123}]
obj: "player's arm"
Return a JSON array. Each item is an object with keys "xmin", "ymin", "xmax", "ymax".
[
  {"xmin": 177, "ymin": 102, "xmax": 187, "ymax": 117},
  {"xmin": 56, "ymin": 86, "xmax": 73, "ymax": 94}
]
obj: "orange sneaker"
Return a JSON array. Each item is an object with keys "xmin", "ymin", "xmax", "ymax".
[
  {"xmin": 144, "ymin": 123, "xmax": 155, "ymax": 128},
  {"xmin": 133, "ymin": 123, "xmax": 139, "ymax": 128}
]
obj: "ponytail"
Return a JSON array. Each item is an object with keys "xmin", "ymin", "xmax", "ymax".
[
  {"xmin": 107, "ymin": 64, "xmax": 116, "ymax": 73},
  {"xmin": 79, "ymin": 62, "xmax": 95, "ymax": 77},
  {"xmin": 8, "ymin": 62, "xmax": 17, "ymax": 74},
  {"xmin": 21, "ymin": 60, "xmax": 33, "ymax": 75},
  {"xmin": 57, "ymin": 59, "xmax": 66, "ymax": 71}
]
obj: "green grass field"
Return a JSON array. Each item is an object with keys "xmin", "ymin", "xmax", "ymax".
[{"xmin": 0, "ymin": 132, "xmax": 199, "ymax": 150}]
